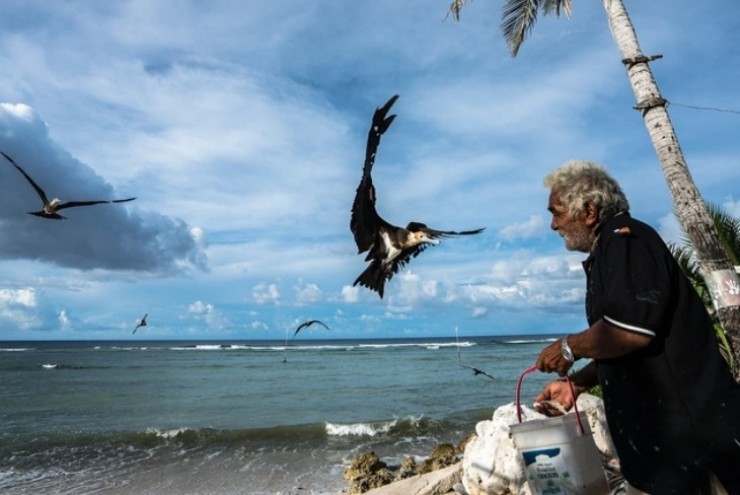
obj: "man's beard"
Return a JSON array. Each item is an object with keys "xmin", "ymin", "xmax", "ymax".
[{"xmin": 562, "ymin": 228, "xmax": 594, "ymax": 252}]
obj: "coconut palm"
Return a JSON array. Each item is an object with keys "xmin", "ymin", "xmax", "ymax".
[
  {"xmin": 448, "ymin": 0, "xmax": 740, "ymax": 380},
  {"xmin": 670, "ymin": 204, "xmax": 740, "ymax": 367}
]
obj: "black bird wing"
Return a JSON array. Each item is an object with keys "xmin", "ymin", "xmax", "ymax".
[
  {"xmin": 350, "ymin": 95, "xmax": 400, "ymax": 254},
  {"xmin": 387, "ymin": 243, "xmax": 430, "ymax": 276},
  {"xmin": 57, "ymin": 197, "xmax": 136, "ymax": 211},
  {"xmin": 1, "ymin": 151, "xmax": 52, "ymax": 205},
  {"xmin": 385, "ymin": 223, "xmax": 484, "ymax": 280},
  {"xmin": 459, "ymin": 363, "xmax": 497, "ymax": 381},
  {"xmin": 354, "ymin": 225, "xmax": 483, "ymax": 297},
  {"xmin": 293, "ymin": 319, "xmax": 330, "ymax": 338},
  {"xmin": 132, "ymin": 313, "xmax": 148, "ymax": 334}
]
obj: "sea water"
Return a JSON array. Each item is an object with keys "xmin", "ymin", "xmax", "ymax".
[{"xmin": 0, "ymin": 336, "xmax": 558, "ymax": 494}]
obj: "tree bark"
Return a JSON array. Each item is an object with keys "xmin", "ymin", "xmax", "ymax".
[{"xmin": 602, "ymin": 0, "xmax": 740, "ymax": 381}]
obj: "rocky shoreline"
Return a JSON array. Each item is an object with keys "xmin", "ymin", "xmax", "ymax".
[{"xmin": 343, "ymin": 440, "xmax": 472, "ymax": 495}]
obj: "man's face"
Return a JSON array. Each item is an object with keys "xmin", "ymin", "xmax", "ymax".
[{"xmin": 547, "ymin": 189, "xmax": 596, "ymax": 252}]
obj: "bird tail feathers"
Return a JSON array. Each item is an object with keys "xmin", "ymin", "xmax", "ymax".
[{"xmin": 353, "ymin": 262, "xmax": 387, "ymax": 299}]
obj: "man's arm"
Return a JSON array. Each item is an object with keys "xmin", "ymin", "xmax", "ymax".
[{"xmin": 536, "ymin": 318, "xmax": 652, "ymax": 376}]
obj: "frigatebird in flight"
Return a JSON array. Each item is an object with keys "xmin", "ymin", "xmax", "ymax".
[
  {"xmin": 132, "ymin": 313, "xmax": 148, "ymax": 335},
  {"xmin": 349, "ymin": 95, "xmax": 484, "ymax": 298},
  {"xmin": 283, "ymin": 319, "xmax": 331, "ymax": 363},
  {"xmin": 1, "ymin": 151, "xmax": 136, "ymax": 220},
  {"xmin": 459, "ymin": 363, "xmax": 497, "ymax": 381},
  {"xmin": 293, "ymin": 319, "xmax": 330, "ymax": 338},
  {"xmin": 454, "ymin": 327, "xmax": 496, "ymax": 381}
]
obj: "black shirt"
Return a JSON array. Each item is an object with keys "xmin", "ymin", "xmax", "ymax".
[{"xmin": 583, "ymin": 213, "xmax": 740, "ymax": 489}]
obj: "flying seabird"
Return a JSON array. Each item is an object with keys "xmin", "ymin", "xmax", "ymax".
[
  {"xmin": 283, "ymin": 319, "xmax": 331, "ymax": 363},
  {"xmin": 454, "ymin": 327, "xmax": 496, "ymax": 380},
  {"xmin": 1, "ymin": 151, "xmax": 136, "ymax": 220},
  {"xmin": 132, "ymin": 313, "xmax": 148, "ymax": 335},
  {"xmin": 292, "ymin": 319, "xmax": 331, "ymax": 339},
  {"xmin": 349, "ymin": 95, "xmax": 485, "ymax": 298},
  {"xmin": 459, "ymin": 363, "xmax": 497, "ymax": 381}
]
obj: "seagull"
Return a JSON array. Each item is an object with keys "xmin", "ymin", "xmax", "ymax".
[
  {"xmin": 349, "ymin": 95, "xmax": 485, "ymax": 298},
  {"xmin": 293, "ymin": 319, "xmax": 330, "ymax": 338},
  {"xmin": 1, "ymin": 151, "xmax": 136, "ymax": 220},
  {"xmin": 132, "ymin": 313, "xmax": 148, "ymax": 335}
]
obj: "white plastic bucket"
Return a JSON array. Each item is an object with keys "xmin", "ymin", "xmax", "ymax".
[{"xmin": 510, "ymin": 366, "xmax": 609, "ymax": 495}]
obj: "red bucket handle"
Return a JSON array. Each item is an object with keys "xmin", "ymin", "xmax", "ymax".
[{"xmin": 515, "ymin": 365, "xmax": 585, "ymax": 435}]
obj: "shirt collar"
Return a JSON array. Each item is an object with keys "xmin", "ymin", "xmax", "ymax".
[{"xmin": 583, "ymin": 211, "xmax": 630, "ymax": 271}]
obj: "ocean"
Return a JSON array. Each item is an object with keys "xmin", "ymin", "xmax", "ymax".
[{"xmin": 0, "ymin": 335, "xmax": 559, "ymax": 495}]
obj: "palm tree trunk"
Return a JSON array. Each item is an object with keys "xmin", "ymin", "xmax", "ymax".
[{"xmin": 603, "ymin": 0, "xmax": 740, "ymax": 381}]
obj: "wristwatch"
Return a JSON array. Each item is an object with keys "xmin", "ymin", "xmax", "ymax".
[{"xmin": 560, "ymin": 336, "xmax": 575, "ymax": 363}]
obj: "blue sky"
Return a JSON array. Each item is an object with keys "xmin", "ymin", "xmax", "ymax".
[{"xmin": 0, "ymin": 0, "xmax": 738, "ymax": 341}]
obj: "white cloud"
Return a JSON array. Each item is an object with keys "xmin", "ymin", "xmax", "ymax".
[
  {"xmin": 0, "ymin": 102, "xmax": 35, "ymax": 121},
  {"xmin": 294, "ymin": 281, "xmax": 323, "ymax": 305},
  {"xmin": 341, "ymin": 285, "xmax": 360, "ymax": 303},
  {"xmin": 252, "ymin": 283, "xmax": 281, "ymax": 305},
  {"xmin": 499, "ymin": 215, "xmax": 547, "ymax": 241},
  {"xmin": 184, "ymin": 300, "xmax": 230, "ymax": 329},
  {"xmin": 250, "ymin": 320, "xmax": 268, "ymax": 331},
  {"xmin": 392, "ymin": 271, "xmax": 440, "ymax": 305},
  {"xmin": 58, "ymin": 309, "xmax": 71, "ymax": 330},
  {"xmin": 0, "ymin": 288, "xmax": 41, "ymax": 330},
  {"xmin": 471, "ymin": 306, "xmax": 487, "ymax": 318},
  {"xmin": 187, "ymin": 300, "xmax": 213, "ymax": 316},
  {"xmin": 0, "ymin": 288, "xmax": 37, "ymax": 307}
]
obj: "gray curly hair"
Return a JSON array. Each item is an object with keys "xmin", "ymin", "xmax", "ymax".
[{"xmin": 544, "ymin": 160, "xmax": 629, "ymax": 220}]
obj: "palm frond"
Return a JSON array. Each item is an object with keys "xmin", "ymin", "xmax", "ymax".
[
  {"xmin": 706, "ymin": 203, "xmax": 740, "ymax": 265},
  {"xmin": 447, "ymin": 0, "xmax": 468, "ymax": 21},
  {"xmin": 675, "ymin": 202, "xmax": 740, "ymax": 266},
  {"xmin": 715, "ymin": 321, "xmax": 735, "ymax": 369},
  {"xmin": 501, "ymin": 0, "xmax": 540, "ymax": 57},
  {"xmin": 668, "ymin": 242, "xmax": 700, "ymax": 284},
  {"xmin": 542, "ymin": 0, "xmax": 572, "ymax": 17}
]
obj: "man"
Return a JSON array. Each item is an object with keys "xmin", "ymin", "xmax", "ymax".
[{"xmin": 534, "ymin": 160, "xmax": 740, "ymax": 494}]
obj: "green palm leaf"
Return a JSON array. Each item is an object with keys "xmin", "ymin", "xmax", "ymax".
[
  {"xmin": 501, "ymin": 0, "xmax": 571, "ymax": 56},
  {"xmin": 501, "ymin": 0, "xmax": 540, "ymax": 57},
  {"xmin": 707, "ymin": 203, "xmax": 740, "ymax": 265},
  {"xmin": 542, "ymin": 0, "xmax": 572, "ymax": 17}
]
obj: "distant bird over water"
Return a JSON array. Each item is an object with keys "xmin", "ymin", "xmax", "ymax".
[
  {"xmin": 283, "ymin": 319, "xmax": 331, "ymax": 363},
  {"xmin": 132, "ymin": 314, "xmax": 148, "ymax": 335},
  {"xmin": 293, "ymin": 319, "xmax": 330, "ymax": 338},
  {"xmin": 1, "ymin": 151, "xmax": 136, "ymax": 220},
  {"xmin": 349, "ymin": 95, "xmax": 485, "ymax": 298},
  {"xmin": 459, "ymin": 363, "xmax": 497, "ymax": 381}
]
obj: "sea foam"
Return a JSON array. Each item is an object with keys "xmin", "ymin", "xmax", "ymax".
[{"xmin": 325, "ymin": 420, "xmax": 396, "ymax": 437}]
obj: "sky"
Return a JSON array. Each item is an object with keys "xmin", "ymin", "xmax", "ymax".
[{"xmin": 0, "ymin": 0, "xmax": 738, "ymax": 341}]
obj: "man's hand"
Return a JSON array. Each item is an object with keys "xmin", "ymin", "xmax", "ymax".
[
  {"xmin": 535, "ymin": 338, "xmax": 574, "ymax": 376},
  {"xmin": 534, "ymin": 380, "xmax": 575, "ymax": 417}
]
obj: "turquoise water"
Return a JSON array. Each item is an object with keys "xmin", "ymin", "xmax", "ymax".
[{"xmin": 0, "ymin": 336, "xmax": 559, "ymax": 494}]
